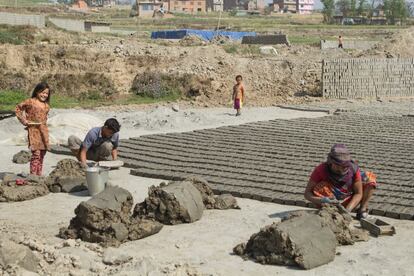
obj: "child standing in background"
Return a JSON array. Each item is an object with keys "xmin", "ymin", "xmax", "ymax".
[
  {"xmin": 338, "ymin": 35, "xmax": 343, "ymax": 48},
  {"xmin": 232, "ymin": 75, "xmax": 245, "ymax": 116},
  {"xmin": 15, "ymin": 82, "xmax": 51, "ymax": 176}
]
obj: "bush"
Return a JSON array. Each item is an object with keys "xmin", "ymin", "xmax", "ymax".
[
  {"xmin": 42, "ymin": 73, "xmax": 116, "ymax": 99},
  {"xmin": 131, "ymin": 72, "xmax": 180, "ymax": 99},
  {"xmin": 0, "ymin": 25, "xmax": 35, "ymax": 45},
  {"xmin": 131, "ymin": 72, "xmax": 211, "ymax": 99},
  {"xmin": 229, "ymin": 9, "xmax": 237, "ymax": 16},
  {"xmin": 78, "ymin": 90, "xmax": 102, "ymax": 101}
]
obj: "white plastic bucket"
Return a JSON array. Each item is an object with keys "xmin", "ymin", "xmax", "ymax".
[{"xmin": 86, "ymin": 166, "xmax": 109, "ymax": 196}]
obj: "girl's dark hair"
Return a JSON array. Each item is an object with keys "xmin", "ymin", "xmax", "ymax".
[
  {"xmin": 235, "ymin": 75, "xmax": 243, "ymax": 80},
  {"xmin": 31, "ymin": 82, "xmax": 51, "ymax": 103}
]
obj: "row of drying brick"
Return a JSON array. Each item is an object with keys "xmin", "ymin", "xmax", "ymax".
[
  {"xmin": 119, "ymin": 115, "xmax": 413, "ymax": 219},
  {"xmin": 129, "ymin": 166, "xmax": 414, "ymax": 220}
]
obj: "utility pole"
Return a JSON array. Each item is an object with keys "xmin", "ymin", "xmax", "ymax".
[{"xmin": 136, "ymin": 0, "xmax": 139, "ymax": 16}]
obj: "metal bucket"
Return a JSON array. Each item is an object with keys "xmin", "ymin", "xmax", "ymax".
[{"xmin": 85, "ymin": 166, "xmax": 109, "ymax": 196}]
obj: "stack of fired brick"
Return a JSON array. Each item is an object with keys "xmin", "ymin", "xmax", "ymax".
[
  {"xmin": 241, "ymin": 35, "xmax": 289, "ymax": 45},
  {"xmin": 234, "ymin": 205, "xmax": 369, "ymax": 270},
  {"xmin": 60, "ymin": 178, "xmax": 239, "ymax": 246},
  {"xmin": 0, "ymin": 173, "xmax": 49, "ymax": 202},
  {"xmin": 59, "ymin": 186, "xmax": 163, "ymax": 247},
  {"xmin": 322, "ymin": 58, "xmax": 414, "ymax": 99}
]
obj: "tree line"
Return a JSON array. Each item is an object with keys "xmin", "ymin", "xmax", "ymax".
[{"xmin": 321, "ymin": 0, "xmax": 412, "ymax": 24}]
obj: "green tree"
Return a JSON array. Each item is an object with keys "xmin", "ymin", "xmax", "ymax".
[
  {"xmin": 321, "ymin": 0, "xmax": 336, "ymax": 23},
  {"xmin": 350, "ymin": 0, "xmax": 357, "ymax": 16},
  {"xmin": 357, "ymin": 0, "xmax": 367, "ymax": 15},
  {"xmin": 383, "ymin": 0, "xmax": 409, "ymax": 24},
  {"xmin": 336, "ymin": 0, "xmax": 352, "ymax": 16}
]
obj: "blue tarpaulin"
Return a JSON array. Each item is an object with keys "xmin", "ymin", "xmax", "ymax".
[{"xmin": 151, "ymin": 29, "xmax": 256, "ymax": 41}]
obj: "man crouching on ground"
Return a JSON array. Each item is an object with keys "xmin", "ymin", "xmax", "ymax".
[
  {"xmin": 304, "ymin": 143, "xmax": 376, "ymax": 219},
  {"xmin": 67, "ymin": 118, "xmax": 121, "ymax": 167}
]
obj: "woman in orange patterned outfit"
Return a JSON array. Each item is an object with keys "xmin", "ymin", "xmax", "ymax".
[{"xmin": 15, "ymin": 83, "xmax": 51, "ymax": 176}]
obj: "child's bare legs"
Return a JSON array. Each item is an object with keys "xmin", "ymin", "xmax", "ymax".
[{"xmin": 236, "ymin": 109, "xmax": 241, "ymax": 116}]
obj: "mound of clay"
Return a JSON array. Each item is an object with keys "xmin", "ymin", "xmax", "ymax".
[
  {"xmin": 189, "ymin": 177, "xmax": 216, "ymax": 209},
  {"xmin": 234, "ymin": 211, "xmax": 336, "ymax": 270},
  {"xmin": 179, "ymin": 35, "xmax": 206, "ymax": 46},
  {"xmin": 185, "ymin": 177, "xmax": 240, "ymax": 210},
  {"xmin": 214, "ymin": 194, "xmax": 240, "ymax": 210},
  {"xmin": 0, "ymin": 238, "xmax": 40, "ymax": 273},
  {"xmin": 234, "ymin": 206, "xmax": 369, "ymax": 270},
  {"xmin": 0, "ymin": 173, "xmax": 49, "ymax": 202},
  {"xmin": 59, "ymin": 186, "xmax": 163, "ymax": 247},
  {"xmin": 319, "ymin": 205, "xmax": 369, "ymax": 245},
  {"xmin": 134, "ymin": 180, "xmax": 204, "ymax": 225},
  {"xmin": 12, "ymin": 150, "xmax": 31, "ymax": 164},
  {"xmin": 47, "ymin": 159, "xmax": 87, "ymax": 193}
]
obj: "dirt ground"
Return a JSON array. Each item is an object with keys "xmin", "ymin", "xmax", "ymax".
[
  {"xmin": 1, "ymin": 10, "xmax": 414, "ymax": 274},
  {"xmin": 1, "ymin": 25, "xmax": 412, "ymax": 107},
  {"xmin": 1, "ymin": 105, "xmax": 414, "ymax": 275}
]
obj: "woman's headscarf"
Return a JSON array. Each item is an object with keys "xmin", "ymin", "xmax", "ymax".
[{"xmin": 326, "ymin": 144, "xmax": 358, "ymax": 190}]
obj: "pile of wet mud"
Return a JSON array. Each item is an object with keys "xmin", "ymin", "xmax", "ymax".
[
  {"xmin": 46, "ymin": 159, "xmax": 87, "ymax": 193},
  {"xmin": 0, "ymin": 173, "xmax": 49, "ymax": 202},
  {"xmin": 59, "ymin": 186, "xmax": 163, "ymax": 247},
  {"xmin": 234, "ymin": 205, "xmax": 369, "ymax": 270},
  {"xmin": 134, "ymin": 177, "xmax": 240, "ymax": 225},
  {"xmin": 59, "ymin": 177, "xmax": 239, "ymax": 246},
  {"xmin": 0, "ymin": 238, "xmax": 40, "ymax": 274}
]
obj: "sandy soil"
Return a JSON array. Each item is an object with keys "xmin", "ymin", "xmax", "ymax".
[{"xmin": 1, "ymin": 106, "xmax": 413, "ymax": 275}]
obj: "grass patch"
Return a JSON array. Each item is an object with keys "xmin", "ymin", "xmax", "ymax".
[
  {"xmin": 223, "ymin": 44, "xmax": 261, "ymax": 55},
  {"xmin": 0, "ymin": 24, "xmax": 35, "ymax": 45},
  {"xmin": 0, "ymin": 90, "xmax": 27, "ymax": 111},
  {"xmin": 0, "ymin": 90, "xmax": 181, "ymax": 111},
  {"xmin": 289, "ymin": 35, "xmax": 323, "ymax": 45},
  {"xmin": 0, "ymin": 0, "xmax": 48, "ymax": 7},
  {"xmin": 223, "ymin": 44, "xmax": 238, "ymax": 54}
]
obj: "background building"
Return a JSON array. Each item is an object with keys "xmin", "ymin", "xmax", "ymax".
[
  {"xmin": 273, "ymin": 0, "xmax": 314, "ymax": 14},
  {"xmin": 297, "ymin": 0, "xmax": 314, "ymax": 14},
  {"xmin": 169, "ymin": 0, "xmax": 207, "ymax": 12}
]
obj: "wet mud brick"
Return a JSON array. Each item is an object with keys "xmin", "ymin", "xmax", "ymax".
[{"xmin": 118, "ymin": 115, "xmax": 414, "ymax": 220}]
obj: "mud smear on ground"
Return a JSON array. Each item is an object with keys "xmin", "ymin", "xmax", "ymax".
[
  {"xmin": 0, "ymin": 173, "xmax": 49, "ymax": 202},
  {"xmin": 134, "ymin": 178, "xmax": 240, "ymax": 225},
  {"xmin": 234, "ymin": 205, "xmax": 369, "ymax": 270},
  {"xmin": 0, "ymin": 238, "xmax": 40, "ymax": 274},
  {"xmin": 59, "ymin": 186, "xmax": 163, "ymax": 247},
  {"xmin": 46, "ymin": 159, "xmax": 87, "ymax": 193}
]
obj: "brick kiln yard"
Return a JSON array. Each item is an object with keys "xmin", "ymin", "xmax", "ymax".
[{"xmin": 0, "ymin": 100, "xmax": 413, "ymax": 275}]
